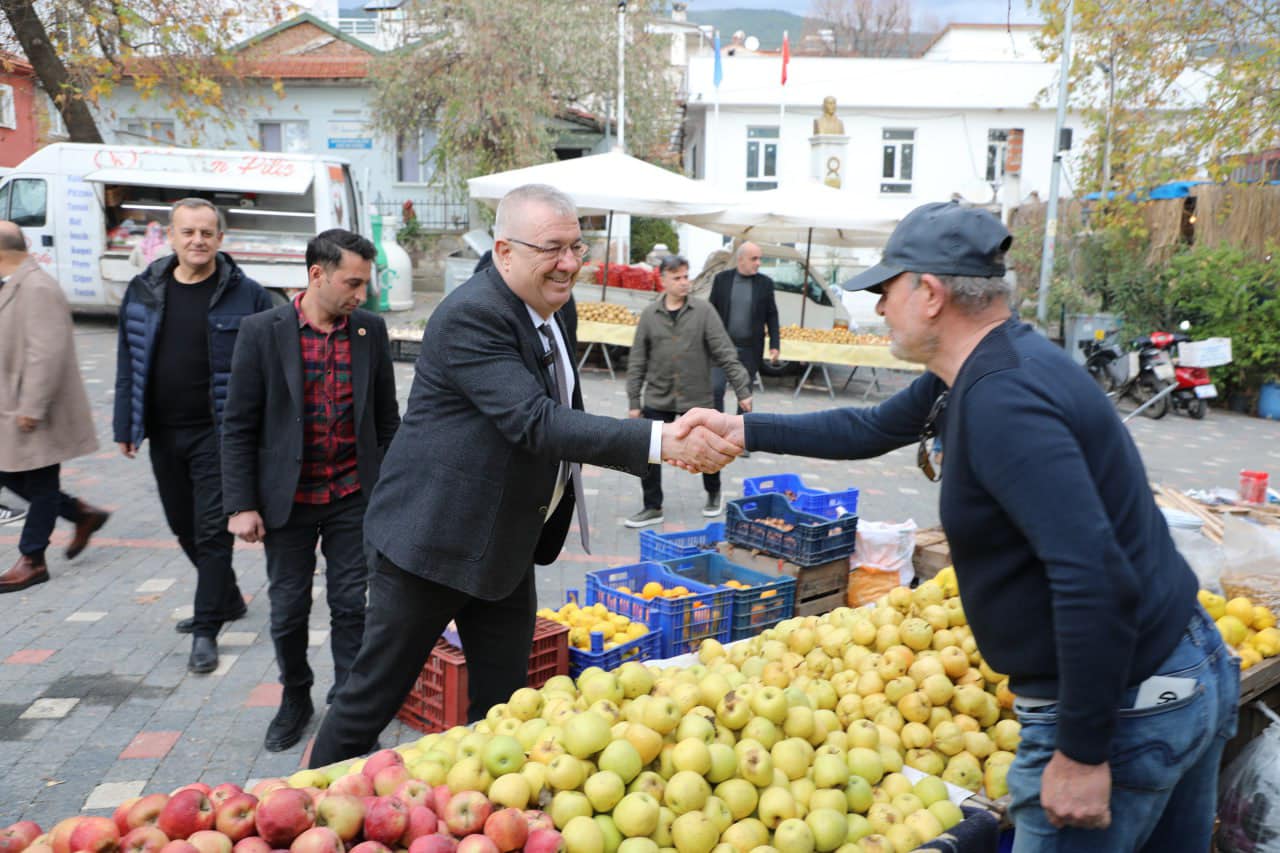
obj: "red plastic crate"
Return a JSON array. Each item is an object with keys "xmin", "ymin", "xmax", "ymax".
[{"xmin": 395, "ymin": 617, "xmax": 569, "ymax": 734}]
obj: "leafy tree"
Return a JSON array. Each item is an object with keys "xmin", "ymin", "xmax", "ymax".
[
  {"xmin": 630, "ymin": 217, "xmax": 679, "ymax": 263},
  {"xmin": 0, "ymin": 0, "xmax": 289, "ymax": 143},
  {"xmin": 368, "ymin": 0, "xmax": 679, "ymax": 186},
  {"xmin": 1036, "ymin": 0, "xmax": 1280, "ymax": 194},
  {"xmin": 806, "ymin": 0, "xmax": 915, "ymax": 57}
]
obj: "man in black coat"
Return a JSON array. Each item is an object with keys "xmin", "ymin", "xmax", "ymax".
[
  {"xmin": 308, "ymin": 184, "xmax": 737, "ymax": 767},
  {"xmin": 710, "ymin": 241, "xmax": 780, "ymax": 415},
  {"xmin": 221, "ymin": 229, "xmax": 400, "ymax": 752}
]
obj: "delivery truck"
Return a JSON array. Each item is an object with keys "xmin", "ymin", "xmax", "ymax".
[{"xmin": 0, "ymin": 142, "xmax": 367, "ymax": 310}]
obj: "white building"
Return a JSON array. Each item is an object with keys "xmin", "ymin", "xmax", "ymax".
[{"xmin": 677, "ymin": 24, "xmax": 1090, "ymax": 298}]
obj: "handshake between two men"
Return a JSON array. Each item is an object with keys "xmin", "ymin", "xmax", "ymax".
[{"xmin": 656, "ymin": 409, "xmax": 746, "ymax": 474}]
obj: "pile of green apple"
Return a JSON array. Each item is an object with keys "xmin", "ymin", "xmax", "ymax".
[{"xmin": 304, "ymin": 573, "xmax": 1018, "ymax": 853}]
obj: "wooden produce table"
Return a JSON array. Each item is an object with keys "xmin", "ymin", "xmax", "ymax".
[
  {"xmin": 575, "ymin": 319, "xmax": 639, "ymax": 379},
  {"xmin": 1224, "ymin": 654, "xmax": 1280, "ymax": 768},
  {"xmin": 777, "ymin": 339, "xmax": 923, "ymax": 400}
]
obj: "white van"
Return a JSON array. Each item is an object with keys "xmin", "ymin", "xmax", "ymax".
[{"xmin": 0, "ymin": 143, "xmax": 367, "ymax": 310}]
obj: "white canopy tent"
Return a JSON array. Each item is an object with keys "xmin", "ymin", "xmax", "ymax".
[
  {"xmin": 467, "ymin": 149, "xmax": 730, "ymax": 299},
  {"xmin": 680, "ymin": 183, "xmax": 898, "ymax": 326}
]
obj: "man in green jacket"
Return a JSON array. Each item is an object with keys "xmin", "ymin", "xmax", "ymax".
[{"xmin": 625, "ymin": 255, "xmax": 752, "ymax": 526}]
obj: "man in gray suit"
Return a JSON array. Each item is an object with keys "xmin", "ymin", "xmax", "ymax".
[
  {"xmin": 309, "ymin": 184, "xmax": 736, "ymax": 766},
  {"xmin": 221, "ymin": 229, "xmax": 400, "ymax": 752}
]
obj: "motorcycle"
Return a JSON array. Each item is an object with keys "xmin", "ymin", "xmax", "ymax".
[
  {"xmin": 1080, "ymin": 328, "xmax": 1176, "ymax": 419},
  {"xmin": 1144, "ymin": 329, "xmax": 1217, "ymax": 419}
]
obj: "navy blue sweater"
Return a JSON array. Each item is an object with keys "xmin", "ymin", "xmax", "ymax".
[{"xmin": 745, "ymin": 319, "xmax": 1197, "ymax": 764}]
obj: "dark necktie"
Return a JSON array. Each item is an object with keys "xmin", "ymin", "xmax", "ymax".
[{"xmin": 539, "ymin": 322, "xmax": 590, "ymax": 553}]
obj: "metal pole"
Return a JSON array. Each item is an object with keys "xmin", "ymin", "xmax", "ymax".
[
  {"xmin": 601, "ymin": 211, "xmax": 614, "ymax": 301},
  {"xmin": 616, "ymin": 1, "xmax": 627, "ymax": 153},
  {"xmin": 1036, "ymin": 0, "xmax": 1074, "ymax": 327},
  {"xmin": 799, "ymin": 226, "xmax": 813, "ymax": 328},
  {"xmin": 1101, "ymin": 49, "xmax": 1115, "ymax": 198}
]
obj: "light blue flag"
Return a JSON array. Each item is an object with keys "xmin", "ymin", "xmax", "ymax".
[{"xmin": 713, "ymin": 31, "xmax": 723, "ymax": 88}]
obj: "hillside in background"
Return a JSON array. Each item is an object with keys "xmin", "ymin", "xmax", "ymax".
[{"xmin": 684, "ymin": 8, "xmax": 811, "ymax": 49}]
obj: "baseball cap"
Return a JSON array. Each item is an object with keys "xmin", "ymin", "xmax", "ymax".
[{"xmin": 843, "ymin": 201, "xmax": 1013, "ymax": 293}]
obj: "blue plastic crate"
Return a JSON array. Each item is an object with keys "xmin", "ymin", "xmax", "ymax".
[
  {"xmin": 726, "ymin": 494, "xmax": 858, "ymax": 568},
  {"xmin": 638, "ymin": 521, "xmax": 725, "ymax": 561},
  {"xmin": 559, "ymin": 590, "xmax": 664, "ymax": 676},
  {"xmin": 661, "ymin": 552, "xmax": 797, "ymax": 640},
  {"xmin": 742, "ymin": 473, "xmax": 859, "ymax": 520},
  {"xmin": 585, "ymin": 562, "xmax": 733, "ymax": 658}
]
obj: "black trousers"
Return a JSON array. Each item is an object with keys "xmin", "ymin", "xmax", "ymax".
[
  {"xmin": 712, "ymin": 344, "xmax": 759, "ymax": 414},
  {"xmin": 263, "ymin": 492, "xmax": 367, "ymax": 703},
  {"xmin": 309, "ymin": 554, "xmax": 536, "ymax": 767},
  {"xmin": 0, "ymin": 465, "xmax": 83, "ymax": 558},
  {"xmin": 147, "ymin": 425, "xmax": 242, "ymax": 637},
  {"xmin": 640, "ymin": 408, "xmax": 720, "ymax": 509}
]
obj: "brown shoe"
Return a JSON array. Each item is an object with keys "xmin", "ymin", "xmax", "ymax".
[
  {"xmin": 0, "ymin": 554, "xmax": 50, "ymax": 593},
  {"xmin": 66, "ymin": 502, "xmax": 110, "ymax": 560}
]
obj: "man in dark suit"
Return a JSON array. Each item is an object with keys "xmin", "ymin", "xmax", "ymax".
[
  {"xmin": 710, "ymin": 241, "xmax": 780, "ymax": 417},
  {"xmin": 221, "ymin": 229, "xmax": 400, "ymax": 752},
  {"xmin": 308, "ymin": 184, "xmax": 737, "ymax": 767}
]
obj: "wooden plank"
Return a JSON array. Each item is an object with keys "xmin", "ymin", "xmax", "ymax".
[
  {"xmin": 794, "ymin": 589, "xmax": 845, "ymax": 617},
  {"xmin": 715, "ymin": 543, "xmax": 848, "ymax": 599},
  {"xmin": 1239, "ymin": 655, "xmax": 1280, "ymax": 705}
]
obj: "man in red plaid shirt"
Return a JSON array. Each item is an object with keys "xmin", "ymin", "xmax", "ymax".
[{"xmin": 221, "ymin": 230, "xmax": 401, "ymax": 752}]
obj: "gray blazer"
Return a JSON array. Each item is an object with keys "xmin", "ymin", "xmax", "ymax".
[
  {"xmin": 364, "ymin": 267, "xmax": 651, "ymax": 601},
  {"xmin": 220, "ymin": 303, "xmax": 401, "ymax": 529}
]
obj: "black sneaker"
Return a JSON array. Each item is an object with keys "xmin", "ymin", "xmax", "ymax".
[
  {"xmin": 264, "ymin": 692, "xmax": 314, "ymax": 752},
  {"xmin": 0, "ymin": 504, "xmax": 27, "ymax": 526},
  {"xmin": 702, "ymin": 492, "xmax": 723, "ymax": 517},
  {"xmin": 624, "ymin": 508, "xmax": 664, "ymax": 528}
]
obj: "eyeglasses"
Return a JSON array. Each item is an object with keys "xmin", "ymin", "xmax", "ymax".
[
  {"xmin": 917, "ymin": 390, "xmax": 949, "ymax": 482},
  {"xmin": 507, "ymin": 237, "xmax": 590, "ymax": 262}
]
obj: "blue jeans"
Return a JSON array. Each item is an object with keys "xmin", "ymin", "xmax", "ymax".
[{"xmin": 1007, "ymin": 605, "xmax": 1239, "ymax": 852}]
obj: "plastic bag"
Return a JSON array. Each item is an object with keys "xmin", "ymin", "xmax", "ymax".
[
  {"xmin": 1217, "ymin": 704, "xmax": 1280, "ymax": 852},
  {"xmin": 1170, "ymin": 527, "xmax": 1226, "ymax": 593},
  {"xmin": 1221, "ymin": 516, "xmax": 1280, "ymax": 613},
  {"xmin": 847, "ymin": 520, "xmax": 917, "ymax": 607}
]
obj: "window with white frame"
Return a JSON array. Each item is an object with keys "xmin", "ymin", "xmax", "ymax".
[
  {"xmin": 258, "ymin": 120, "xmax": 309, "ymax": 153},
  {"xmin": 880, "ymin": 128, "xmax": 915, "ymax": 194},
  {"xmin": 986, "ymin": 129, "xmax": 1010, "ymax": 182},
  {"xmin": 0, "ymin": 84, "xmax": 18, "ymax": 129},
  {"xmin": 42, "ymin": 91, "xmax": 67, "ymax": 137},
  {"xmin": 122, "ymin": 119, "xmax": 175, "ymax": 144},
  {"xmin": 746, "ymin": 126, "xmax": 779, "ymax": 191},
  {"xmin": 397, "ymin": 129, "xmax": 438, "ymax": 183}
]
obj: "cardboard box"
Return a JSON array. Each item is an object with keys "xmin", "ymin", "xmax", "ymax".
[{"xmin": 1177, "ymin": 337, "xmax": 1232, "ymax": 368}]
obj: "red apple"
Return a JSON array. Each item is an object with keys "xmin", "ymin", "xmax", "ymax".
[
  {"xmin": 287, "ymin": 828, "xmax": 341, "ymax": 853},
  {"xmin": 249, "ymin": 780, "xmax": 288, "ymax": 800},
  {"xmin": 113, "ymin": 801, "xmax": 141, "ymax": 838},
  {"xmin": 442, "ymin": 794, "xmax": 491, "ymax": 839},
  {"xmin": 361, "ymin": 798, "xmax": 408, "ymax": 848},
  {"xmin": 213, "ymin": 794, "xmax": 258, "ymax": 844},
  {"xmin": 480, "ymin": 810, "xmax": 525, "ymax": 853},
  {"xmin": 119, "ymin": 828, "xmax": 168, "ymax": 853},
  {"xmin": 209, "ymin": 786, "xmax": 243, "ymax": 809},
  {"xmin": 521, "ymin": 812, "xmax": 553, "ymax": 834},
  {"xmin": 171, "ymin": 785, "xmax": 212, "ymax": 798},
  {"xmin": 69, "ymin": 817, "xmax": 120, "ymax": 853},
  {"xmin": 51, "ymin": 818, "xmax": 85, "ymax": 853},
  {"xmin": 254, "ymin": 789, "xmax": 315, "ymax": 848},
  {"xmin": 521, "ymin": 829, "xmax": 563, "ymax": 853},
  {"xmin": 158, "ymin": 791, "xmax": 215, "ymax": 841},
  {"xmin": 407, "ymin": 837, "xmax": 455, "ymax": 853},
  {"xmin": 361, "ymin": 751, "xmax": 404, "ymax": 781},
  {"xmin": 347, "ymin": 844, "xmax": 391, "ymax": 853},
  {"xmin": 1, "ymin": 823, "xmax": 44, "ymax": 853},
  {"xmin": 392, "ymin": 780, "xmax": 432, "ymax": 811},
  {"xmin": 400, "ymin": 807, "xmax": 438, "ymax": 847},
  {"xmin": 185, "ymin": 833, "xmax": 230, "ymax": 853},
  {"xmin": 371, "ymin": 766, "xmax": 410, "ymax": 799},
  {"xmin": 125, "ymin": 796, "xmax": 171, "ymax": 833},
  {"xmin": 158, "ymin": 842, "xmax": 198, "ymax": 853},
  {"xmin": 454, "ymin": 837, "xmax": 496, "ymax": 853},
  {"xmin": 326, "ymin": 776, "xmax": 373, "ymax": 800},
  {"xmin": 431, "ymin": 787, "xmax": 452, "ymax": 812},
  {"xmin": 231, "ymin": 839, "xmax": 270, "ymax": 853}
]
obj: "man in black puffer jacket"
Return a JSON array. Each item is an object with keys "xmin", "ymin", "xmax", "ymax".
[{"xmin": 113, "ymin": 198, "xmax": 273, "ymax": 674}]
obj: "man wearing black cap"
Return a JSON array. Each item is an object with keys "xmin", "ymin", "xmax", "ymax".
[{"xmin": 676, "ymin": 201, "xmax": 1238, "ymax": 850}]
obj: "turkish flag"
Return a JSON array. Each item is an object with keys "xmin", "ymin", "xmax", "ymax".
[{"xmin": 781, "ymin": 31, "xmax": 791, "ymax": 85}]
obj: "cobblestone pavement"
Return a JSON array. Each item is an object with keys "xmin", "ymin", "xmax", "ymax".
[{"xmin": 2, "ymin": 302, "xmax": 1277, "ymax": 825}]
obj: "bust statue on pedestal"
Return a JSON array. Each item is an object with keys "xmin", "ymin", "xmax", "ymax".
[{"xmin": 813, "ymin": 96, "xmax": 845, "ymax": 136}]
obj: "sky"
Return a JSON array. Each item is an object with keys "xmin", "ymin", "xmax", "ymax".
[{"xmin": 688, "ymin": 0, "xmax": 1043, "ymax": 26}]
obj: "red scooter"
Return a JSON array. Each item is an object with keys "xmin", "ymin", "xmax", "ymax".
[{"xmin": 1146, "ymin": 330, "xmax": 1216, "ymax": 419}]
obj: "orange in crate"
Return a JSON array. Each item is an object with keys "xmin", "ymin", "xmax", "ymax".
[{"xmin": 396, "ymin": 617, "xmax": 569, "ymax": 734}]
